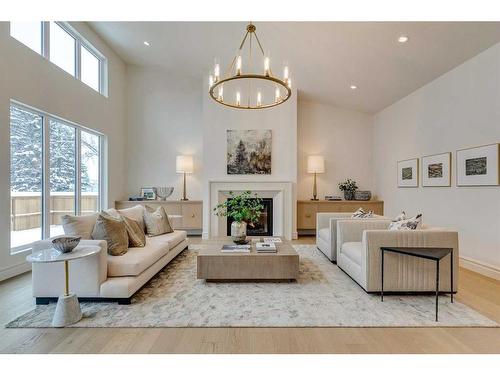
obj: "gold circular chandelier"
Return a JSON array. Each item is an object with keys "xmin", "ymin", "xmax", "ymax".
[{"xmin": 208, "ymin": 23, "xmax": 292, "ymax": 110}]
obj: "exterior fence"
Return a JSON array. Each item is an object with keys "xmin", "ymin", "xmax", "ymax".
[{"xmin": 10, "ymin": 192, "xmax": 99, "ymax": 231}]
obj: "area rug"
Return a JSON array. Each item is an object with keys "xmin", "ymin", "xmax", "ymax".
[{"xmin": 6, "ymin": 245, "xmax": 498, "ymax": 328}]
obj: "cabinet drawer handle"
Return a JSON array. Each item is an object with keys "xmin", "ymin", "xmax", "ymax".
[
  {"xmin": 191, "ymin": 214, "xmax": 195, "ymax": 218},
  {"xmin": 305, "ymin": 214, "xmax": 311, "ymax": 218}
]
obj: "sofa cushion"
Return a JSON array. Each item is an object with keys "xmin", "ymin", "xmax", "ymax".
[
  {"xmin": 341, "ymin": 242, "xmax": 363, "ymax": 266},
  {"xmin": 144, "ymin": 205, "xmax": 173, "ymax": 236},
  {"xmin": 118, "ymin": 205, "xmax": 146, "ymax": 232},
  {"xmin": 61, "ymin": 213, "xmax": 98, "ymax": 239},
  {"xmin": 106, "ymin": 230, "xmax": 187, "ymax": 277},
  {"xmin": 318, "ymin": 228, "xmax": 330, "ymax": 241},
  {"xmin": 92, "ymin": 212, "xmax": 129, "ymax": 256}
]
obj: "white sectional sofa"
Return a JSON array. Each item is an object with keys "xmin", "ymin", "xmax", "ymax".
[
  {"xmin": 336, "ymin": 219, "xmax": 459, "ymax": 293},
  {"xmin": 316, "ymin": 212, "xmax": 386, "ymax": 262},
  {"xmin": 31, "ymin": 206, "xmax": 188, "ymax": 305}
]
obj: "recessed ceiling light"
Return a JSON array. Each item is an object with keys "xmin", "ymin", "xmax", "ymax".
[
  {"xmin": 350, "ymin": 85, "xmax": 357, "ymax": 90},
  {"xmin": 143, "ymin": 41, "xmax": 151, "ymax": 46},
  {"xmin": 398, "ymin": 35, "xmax": 409, "ymax": 43}
]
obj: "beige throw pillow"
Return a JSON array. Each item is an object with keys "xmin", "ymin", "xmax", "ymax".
[
  {"xmin": 144, "ymin": 206, "xmax": 173, "ymax": 236},
  {"xmin": 91, "ymin": 212, "xmax": 129, "ymax": 256},
  {"xmin": 122, "ymin": 215, "xmax": 146, "ymax": 247},
  {"xmin": 61, "ymin": 213, "xmax": 98, "ymax": 239},
  {"xmin": 118, "ymin": 205, "xmax": 146, "ymax": 232}
]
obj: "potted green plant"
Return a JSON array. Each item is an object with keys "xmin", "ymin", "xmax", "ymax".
[
  {"xmin": 213, "ymin": 191, "xmax": 264, "ymax": 244},
  {"xmin": 338, "ymin": 179, "xmax": 358, "ymax": 200}
]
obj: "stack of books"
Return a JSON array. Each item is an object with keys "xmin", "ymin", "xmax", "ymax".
[
  {"xmin": 256, "ymin": 242, "xmax": 277, "ymax": 253},
  {"xmin": 221, "ymin": 244, "xmax": 251, "ymax": 253}
]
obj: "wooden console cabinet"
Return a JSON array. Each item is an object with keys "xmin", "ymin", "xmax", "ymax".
[
  {"xmin": 115, "ymin": 200, "xmax": 203, "ymax": 234},
  {"xmin": 297, "ymin": 200, "xmax": 384, "ymax": 232}
]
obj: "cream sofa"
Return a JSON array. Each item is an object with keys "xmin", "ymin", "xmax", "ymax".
[
  {"xmin": 316, "ymin": 212, "xmax": 386, "ymax": 262},
  {"xmin": 31, "ymin": 206, "xmax": 188, "ymax": 305},
  {"xmin": 336, "ymin": 219, "xmax": 458, "ymax": 293}
]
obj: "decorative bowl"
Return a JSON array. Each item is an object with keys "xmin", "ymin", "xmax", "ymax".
[
  {"xmin": 354, "ymin": 190, "xmax": 372, "ymax": 201},
  {"xmin": 52, "ymin": 236, "xmax": 81, "ymax": 253},
  {"xmin": 155, "ymin": 187, "xmax": 174, "ymax": 200}
]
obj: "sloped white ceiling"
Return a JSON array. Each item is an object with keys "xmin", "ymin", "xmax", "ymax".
[{"xmin": 90, "ymin": 21, "xmax": 500, "ymax": 113}]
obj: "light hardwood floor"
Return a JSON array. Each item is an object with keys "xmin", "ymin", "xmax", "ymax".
[{"xmin": 1, "ymin": 236, "xmax": 500, "ymax": 354}]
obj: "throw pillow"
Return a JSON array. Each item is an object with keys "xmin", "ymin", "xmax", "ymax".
[
  {"xmin": 118, "ymin": 205, "xmax": 146, "ymax": 232},
  {"xmin": 91, "ymin": 212, "xmax": 129, "ymax": 256},
  {"xmin": 144, "ymin": 205, "xmax": 173, "ymax": 236},
  {"xmin": 388, "ymin": 214, "xmax": 422, "ymax": 230},
  {"xmin": 122, "ymin": 215, "xmax": 146, "ymax": 247},
  {"xmin": 351, "ymin": 208, "xmax": 373, "ymax": 218},
  {"xmin": 61, "ymin": 213, "xmax": 98, "ymax": 239},
  {"xmin": 392, "ymin": 211, "xmax": 406, "ymax": 222},
  {"xmin": 351, "ymin": 207, "xmax": 366, "ymax": 218}
]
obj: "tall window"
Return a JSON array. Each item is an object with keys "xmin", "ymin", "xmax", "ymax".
[
  {"xmin": 9, "ymin": 21, "xmax": 107, "ymax": 95},
  {"xmin": 10, "ymin": 102, "xmax": 105, "ymax": 253}
]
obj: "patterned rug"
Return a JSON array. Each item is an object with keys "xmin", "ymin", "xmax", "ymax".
[{"xmin": 6, "ymin": 245, "xmax": 498, "ymax": 328}]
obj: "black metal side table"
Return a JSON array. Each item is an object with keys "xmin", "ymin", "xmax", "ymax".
[{"xmin": 380, "ymin": 247, "xmax": 454, "ymax": 321}]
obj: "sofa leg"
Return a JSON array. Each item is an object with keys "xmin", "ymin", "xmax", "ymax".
[
  {"xmin": 117, "ymin": 298, "xmax": 131, "ymax": 305},
  {"xmin": 36, "ymin": 297, "xmax": 50, "ymax": 305}
]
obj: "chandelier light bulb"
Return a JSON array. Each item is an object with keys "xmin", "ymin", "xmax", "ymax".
[
  {"xmin": 283, "ymin": 66, "xmax": 289, "ymax": 81},
  {"xmin": 236, "ymin": 91, "xmax": 241, "ymax": 106},
  {"xmin": 214, "ymin": 63, "xmax": 220, "ymax": 81},
  {"xmin": 288, "ymin": 77, "xmax": 292, "ymax": 89},
  {"xmin": 264, "ymin": 57, "xmax": 270, "ymax": 76},
  {"xmin": 218, "ymin": 85, "xmax": 223, "ymax": 101},
  {"xmin": 257, "ymin": 91, "xmax": 262, "ymax": 107},
  {"xmin": 275, "ymin": 87, "xmax": 280, "ymax": 103},
  {"xmin": 209, "ymin": 75, "xmax": 214, "ymax": 88},
  {"xmin": 236, "ymin": 55, "xmax": 242, "ymax": 75}
]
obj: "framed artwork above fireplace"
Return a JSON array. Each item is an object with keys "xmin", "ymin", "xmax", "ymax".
[{"xmin": 227, "ymin": 129, "xmax": 272, "ymax": 175}]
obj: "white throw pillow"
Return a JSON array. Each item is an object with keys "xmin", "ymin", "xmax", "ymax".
[
  {"xmin": 388, "ymin": 214, "xmax": 422, "ymax": 230},
  {"xmin": 61, "ymin": 213, "xmax": 98, "ymax": 239},
  {"xmin": 351, "ymin": 207, "xmax": 373, "ymax": 218}
]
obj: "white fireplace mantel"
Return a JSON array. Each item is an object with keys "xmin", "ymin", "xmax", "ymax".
[{"xmin": 203, "ymin": 181, "xmax": 295, "ymax": 240}]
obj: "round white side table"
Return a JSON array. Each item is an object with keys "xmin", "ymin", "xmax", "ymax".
[{"xmin": 26, "ymin": 245, "xmax": 101, "ymax": 327}]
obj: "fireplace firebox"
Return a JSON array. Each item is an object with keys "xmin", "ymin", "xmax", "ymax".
[{"xmin": 226, "ymin": 198, "xmax": 273, "ymax": 236}]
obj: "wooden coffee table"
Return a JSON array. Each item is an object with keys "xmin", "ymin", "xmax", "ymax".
[{"xmin": 196, "ymin": 237, "xmax": 299, "ymax": 281}]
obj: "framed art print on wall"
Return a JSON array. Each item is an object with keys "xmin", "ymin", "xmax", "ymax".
[
  {"xmin": 456, "ymin": 143, "xmax": 500, "ymax": 186},
  {"xmin": 422, "ymin": 152, "xmax": 451, "ymax": 187},
  {"xmin": 397, "ymin": 158, "xmax": 419, "ymax": 187}
]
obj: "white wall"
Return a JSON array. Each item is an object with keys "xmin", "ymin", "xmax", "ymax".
[
  {"xmin": 0, "ymin": 22, "xmax": 127, "ymax": 280},
  {"xmin": 297, "ymin": 100, "xmax": 374, "ymax": 200},
  {"xmin": 373, "ymin": 42, "xmax": 500, "ymax": 277},
  {"xmin": 125, "ymin": 66, "xmax": 203, "ymax": 200},
  {"xmin": 202, "ymin": 87, "xmax": 298, "ymax": 238}
]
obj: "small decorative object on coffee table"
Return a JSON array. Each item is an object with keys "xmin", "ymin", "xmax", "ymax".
[
  {"xmin": 213, "ymin": 191, "xmax": 264, "ymax": 244},
  {"xmin": 338, "ymin": 178, "xmax": 358, "ymax": 200},
  {"xmin": 380, "ymin": 246, "xmax": 454, "ymax": 322},
  {"xmin": 26, "ymin": 245, "xmax": 101, "ymax": 327}
]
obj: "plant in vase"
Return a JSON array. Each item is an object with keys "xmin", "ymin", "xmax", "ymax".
[
  {"xmin": 213, "ymin": 191, "xmax": 264, "ymax": 244},
  {"xmin": 338, "ymin": 179, "xmax": 358, "ymax": 200}
]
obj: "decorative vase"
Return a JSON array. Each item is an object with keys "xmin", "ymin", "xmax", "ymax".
[
  {"xmin": 344, "ymin": 191, "xmax": 355, "ymax": 201},
  {"xmin": 231, "ymin": 221, "xmax": 247, "ymax": 244}
]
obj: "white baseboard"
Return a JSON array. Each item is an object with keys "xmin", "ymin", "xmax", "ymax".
[
  {"xmin": 460, "ymin": 256, "xmax": 500, "ymax": 281},
  {"xmin": 0, "ymin": 262, "xmax": 31, "ymax": 282}
]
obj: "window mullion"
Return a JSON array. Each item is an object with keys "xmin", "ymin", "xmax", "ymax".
[
  {"xmin": 42, "ymin": 116, "xmax": 51, "ymax": 240},
  {"xmin": 42, "ymin": 21, "xmax": 50, "ymax": 60},
  {"xmin": 75, "ymin": 129, "xmax": 82, "ymax": 215}
]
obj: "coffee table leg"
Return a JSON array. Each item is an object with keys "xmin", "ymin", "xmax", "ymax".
[
  {"xmin": 381, "ymin": 249, "xmax": 384, "ymax": 302},
  {"xmin": 435, "ymin": 260, "xmax": 439, "ymax": 322},
  {"xmin": 450, "ymin": 251, "xmax": 454, "ymax": 303},
  {"xmin": 52, "ymin": 260, "xmax": 82, "ymax": 327}
]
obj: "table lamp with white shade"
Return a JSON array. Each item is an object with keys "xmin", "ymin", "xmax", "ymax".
[
  {"xmin": 176, "ymin": 155, "xmax": 194, "ymax": 201},
  {"xmin": 307, "ymin": 155, "xmax": 325, "ymax": 201}
]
